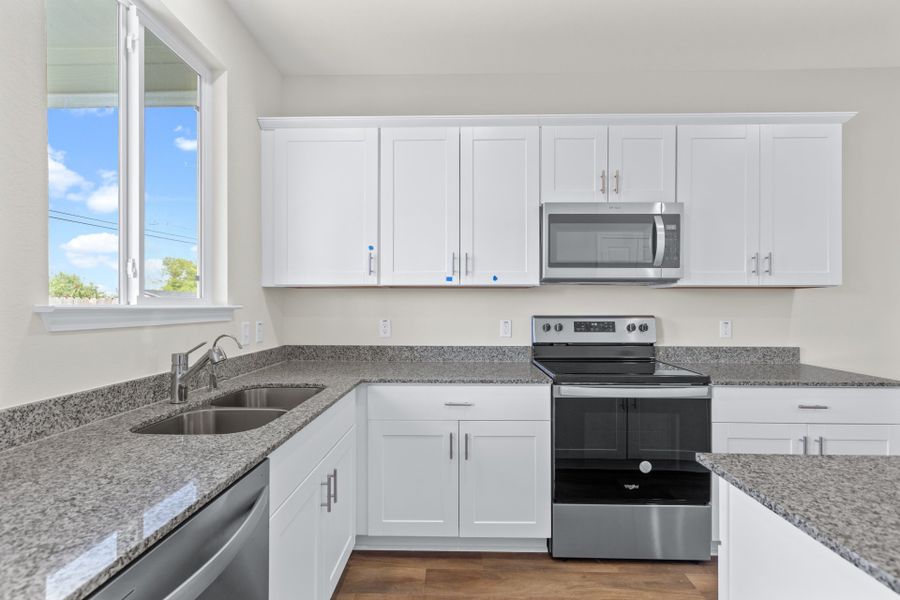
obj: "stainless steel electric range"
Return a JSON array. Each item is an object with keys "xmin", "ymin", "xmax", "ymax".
[{"xmin": 532, "ymin": 315, "xmax": 712, "ymax": 561}]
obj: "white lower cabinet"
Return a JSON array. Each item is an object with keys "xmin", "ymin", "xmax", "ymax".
[
  {"xmin": 459, "ymin": 420, "xmax": 551, "ymax": 538},
  {"xmin": 269, "ymin": 393, "xmax": 357, "ymax": 600},
  {"xmin": 367, "ymin": 420, "xmax": 459, "ymax": 537},
  {"xmin": 712, "ymin": 423, "xmax": 809, "ymax": 455},
  {"xmin": 365, "ymin": 385, "xmax": 551, "ymax": 542},
  {"xmin": 807, "ymin": 423, "xmax": 900, "ymax": 456}
]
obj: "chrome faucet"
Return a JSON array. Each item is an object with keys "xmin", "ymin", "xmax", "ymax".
[{"xmin": 170, "ymin": 335, "xmax": 244, "ymax": 403}]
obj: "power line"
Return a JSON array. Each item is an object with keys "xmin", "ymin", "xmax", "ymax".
[
  {"xmin": 49, "ymin": 209, "xmax": 198, "ymax": 244},
  {"xmin": 49, "ymin": 215, "xmax": 197, "ymax": 245}
]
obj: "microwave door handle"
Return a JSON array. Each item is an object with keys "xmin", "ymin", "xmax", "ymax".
[{"xmin": 653, "ymin": 215, "xmax": 665, "ymax": 267}]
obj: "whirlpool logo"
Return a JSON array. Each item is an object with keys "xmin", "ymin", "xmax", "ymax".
[{"xmin": 623, "ymin": 484, "xmax": 640, "ymax": 491}]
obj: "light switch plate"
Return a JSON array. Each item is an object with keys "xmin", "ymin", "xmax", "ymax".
[
  {"xmin": 255, "ymin": 321, "xmax": 264, "ymax": 344},
  {"xmin": 379, "ymin": 319, "xmax": 392, "ymax": 338},
  {"xmin": 240, "ymin": 321, "xmax": 251, "ymax": 345},
  {"xmin": 499, "ymin": 319, "xmax": 512, "ymax": 338},
  {"xmin": 719, "ymin": 320, "xmax": 733, "ymax": 339}
]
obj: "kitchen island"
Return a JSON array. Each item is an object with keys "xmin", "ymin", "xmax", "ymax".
[{"xmin": 698, "ymin": 453, "xmax": 900, "ymax": 599}]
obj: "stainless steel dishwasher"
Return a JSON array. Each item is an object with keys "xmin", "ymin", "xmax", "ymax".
[{"xmin": 90, "ymin": 460, "xmax": 269, "ymax": 600}]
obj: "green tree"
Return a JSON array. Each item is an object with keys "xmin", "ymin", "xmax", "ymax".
[
  {"xmin": 49, "ymin": 272, "xmax": 109, "ymax": 299},
  {"xmin": 161, "ymin": 257, "xmax": 198, "ymax": 293}
]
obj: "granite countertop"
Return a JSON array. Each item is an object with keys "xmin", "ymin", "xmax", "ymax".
[
  {"xmin": 0, "ymin": 359, "xmax": 549, "ymax": 600},
  {"xmin": 698, "ymin": 453, "xmax": 900, "ymax": 594},
  {"xmin": 674, "ymin": 362, "xmax": 900, "ymax": 387}
]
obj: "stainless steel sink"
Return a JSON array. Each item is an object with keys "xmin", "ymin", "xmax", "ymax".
[
  {"xmin": 135, "ymin": 408, "xmax": 286, "ymax": 435},
  {"xmin": 209, "ymin": 387, "xmax": 323, "ymax": 410}
]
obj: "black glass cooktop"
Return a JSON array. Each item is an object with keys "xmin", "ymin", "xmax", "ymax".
[{"xmin": 533, "ymin": 359, "xmax": 710, "ymax": 386}]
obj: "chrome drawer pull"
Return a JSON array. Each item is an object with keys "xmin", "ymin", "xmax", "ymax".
[
  {"xmin": 444, "ymin": 402, "xmax": 474, "ymax": 407},
  {"xmin": 798, "ymin": 404, "xmax": 829, "ymax": 410}
]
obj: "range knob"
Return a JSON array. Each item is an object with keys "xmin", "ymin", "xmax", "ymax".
[
  {"xmin": 626, "ymin": 323, "xmax": 637, "ymax": 333},
  {"xmin": 554, "ymin": 323, "xmax": 564, "ymax": 332},
  {"xmin": 638, "ymin": 323, "xmax": 649, "ymax": 333},
  {"xmin": 541, "ymin": 323, "xmax": 552, "ymax": 332}
]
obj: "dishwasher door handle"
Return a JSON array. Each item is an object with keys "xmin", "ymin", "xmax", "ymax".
[{"xmin": 162, "ymin": 487, "xmax": 269, "ymax": 600}]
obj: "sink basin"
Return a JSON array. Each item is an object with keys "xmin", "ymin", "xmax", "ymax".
[
  {"xmin": 209, "ymin": 387, "xmax": 323, "ymax": 411},
  {"xmin": 135, "ymin": 408, "xmax": 286, "ymax": 435}
]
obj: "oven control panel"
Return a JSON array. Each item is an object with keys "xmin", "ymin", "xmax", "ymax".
[{"xmin": 532, "ymin": 316, "xmax": 656, "ymax": 344}]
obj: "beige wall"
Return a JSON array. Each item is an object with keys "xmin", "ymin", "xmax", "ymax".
[
  {"xmin": 277, "ymin": 68, "xmax": 900, "ymax": 379},
  {"xmin": 0, "ymin": 0, "xmax": 283, "ymax": 409}
]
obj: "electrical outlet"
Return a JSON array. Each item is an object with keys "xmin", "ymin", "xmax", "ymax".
[
  {"xmin": 499, "ymin": 319, "xmax": 512, "ymax": 338},
  {"xmin": 719, "ymin": 320, "xmax": 733, "ymax": 339},
  {"xmin": 255, "ymin": 321, "xmax": 264, "ymax": 344},
  {"xmin": 379, "ymin": 319, "xmax": 392, "ymax": 338},
  {"xmin": 240, "ymin": 321, "xmax": 251, "ymax": 345}
]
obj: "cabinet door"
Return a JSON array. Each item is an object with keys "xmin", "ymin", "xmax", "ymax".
[
  {"xmin": 608, "ymin": 125, "xmax": 676, "ymax": 203},
  {"xmin": 760, "ymin": 124, "xmax": 842, "ymax": 286},
  {"xmin": 808, "ymin": 424, "xmax": 900, "ymax": 456},
  {"xmin": 460, "ymin": 127, "xmax": 540, "ymax": 286},
  {"xmin": 367, "ymin": 420, "xmax": 459, "ymax": 536},
  {"xmin": 540, "ymin": 126, "xmax": 608, "ymax": 203},
  {"xmin": 269, "ymin": 468, "xmax": 324, "ymax": 600},
  {"xmin": 459, "ymin": 421, "xmax": 551, "ymax": 538},
  {"xmin": 677, "ymin": 125, "xmax": 761, "ymax": 286},
  {"xmin": 380, "ymin": 128, "xmax": 461, "ymax": 286},
  {"xmin": 273, "ymin": 128, "xmax": 379, "ymax": 285},
  {"xmin": 319, "ymin": 427, "xmax": 357, "ymax": 599},
  {"xmin": 712, "ymin": 423, "xmax": 809, "ymax": 454}
]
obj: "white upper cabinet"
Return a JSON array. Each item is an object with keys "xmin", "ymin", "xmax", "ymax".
[
  {"xmin": 760, "ymin": 124, "xmax": 842, "ymax": 286},
  {"xmin": 267, "ymin": 128, "xmax": 379, "ymax": 286},
  {"xmin": 460, "ymin": 127, "xmax": 540, "ymax": 286},
  {"xmin": 540, "ymin": 126, "xmax": 608, "ymax": 203},
  {"xmin": 380, "ymin": 128, "xmax": 461, "ymax": 286},
  {"xmin": 608, "ymin": 125, "xmax": 676, "ymax": 203},
  {"xmin": 677, "ymin": 125, "xmax": 761, "ymax": 286}
]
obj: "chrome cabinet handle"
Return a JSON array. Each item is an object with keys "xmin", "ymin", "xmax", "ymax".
[
  {"xmin": 332, "ymin": 468, "xmax": 338, "ymax": 504},
  {"xmin": 449, "ymin": 432, "xmax": 454, "ymax": 460},
  {"xmin": 613, "ymin": 170, "xmax": 620, "ymax": 195},
  {"xmin": 799, "ymin": 436, "xmax": 808, "ymax": 455},
  {"xmin": 600, "ymin": 170, "xmax": 607, "ymax": 194},
  {"xmin": 321, "ymin": 473, "xmax": 333, "ymax": 512},
  {"xmin": 799, "ymin": 404, "xmax": 829, "ymax": 410},
  {"xmin": 764, "ymin": 252, "xmax": 773, "ymax": 275},
  {"xmin": 451, "ymin": 251, "xmax": 458, "ymax": 276},
  {"xmin": 464, "ymin": 252, "xmax": 471, "ymax": 275},
  {"xmin": 444, "ymin": 402, "xmax": 474, "ymax": 407},
  {"xmin": 368, "ymin": 252, "xmax": 376, "ymax": 276},
  {"xmin": 816, "ymin": 436, "xmax": 825, "ymax": 456},
  {"xmin": 464, "ymin": 433, "xmax": 470, "ymax": 460},
  {"xmin": 750, "ymin": 253, "xmax": 759, "ymax": 275}
]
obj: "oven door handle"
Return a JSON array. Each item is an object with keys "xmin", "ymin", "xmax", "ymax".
[
  {"xmin": 653, "ymin": 215, "xmax": 665, "ymax": 267},
  {"xmin": 554, "ymin": 385, "xmax": 710, "ymax": 399}
]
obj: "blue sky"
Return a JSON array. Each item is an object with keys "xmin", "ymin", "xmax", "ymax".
[{"xmin": 48, "ymin": 106, "xmax": 198, "ymax": 297}]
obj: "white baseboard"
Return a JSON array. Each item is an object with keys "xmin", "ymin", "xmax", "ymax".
[{"xmin": 354, "ymin": 535, "xmax": 549, "ymax": 553}]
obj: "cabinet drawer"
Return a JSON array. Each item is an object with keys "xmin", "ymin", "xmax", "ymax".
[
  {"xmin": 712, "ymin": 386, "xmax": 900, "ymax": 425},
  {"xmin": 269, "ymin": 390, "xmax": 356, "ymax": 515},
  {"xmin": 367, "ymin": 385, "xmax": 550, "ymax": 421}
]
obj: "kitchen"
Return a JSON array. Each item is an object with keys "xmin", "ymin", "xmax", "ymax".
[{"xmin": 2, "ymin": 0, "xmax": 900, "ymax": 599}]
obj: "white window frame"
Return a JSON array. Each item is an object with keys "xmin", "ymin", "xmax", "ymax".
[{"xmin": 37, "ymin": 0, "xmax": 237, "ymax": 331}]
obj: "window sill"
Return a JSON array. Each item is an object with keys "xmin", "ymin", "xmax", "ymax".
[{"xmin": 34, "ymin": 304, "xmax": 241, "ymax": 332}]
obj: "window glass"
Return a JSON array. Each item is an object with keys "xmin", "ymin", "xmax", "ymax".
[
  {"xmin": 142, "ymin": 29, "xmax": 201, "ymax": 299},
  {"xmin": 46, "ymin": 0, "xmax": 120, "ymax": 304}
]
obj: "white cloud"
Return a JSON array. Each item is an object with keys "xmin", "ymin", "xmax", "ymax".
[
  {"xmin": 144, "ymin": 258, "xmax": 165, "ymax": 288},
  {"xmin": 174, "ymin": 136, "xmax": 197, "ymax": 152},
  {"xmin": 70, "ymin": 107, "xmax": 115, "ymax": 117},
  {"xmin": 61, "ymin": 233, "xmax": 119, "ymax": 270},
  {"xmin": 86, "ymin": 183, "xmax": 119, "ymax": 213},
  {"xmin": 173, "ymin": 125, "xmax": 183, "ymax": 133},
  {"xmin": 48, "ymin": 146, "xmax": 92, "ymax": 198}
]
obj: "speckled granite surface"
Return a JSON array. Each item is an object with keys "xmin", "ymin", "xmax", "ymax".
[
  {"xmin": 698, "ymin": 453, "xmax": 900, "ymax": 594},
  {"xmin": 285, "ymin": 344, "xmax": 532, "ymax": 362},
  {"xmin": 675, "ymin": 362, "xmax": 900, "ymax": 387},
  {"xmin": 657, "ymin": 345, "xmax": 800, "ymax": 364},
  {"xmin": 0, "ymin": 359, "xmax": 549, "ymax": 600}
]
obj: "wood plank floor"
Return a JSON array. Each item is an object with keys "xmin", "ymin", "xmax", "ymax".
[{"xmin": 334, "ymin": 551, "xmax": 717, "ymax": 600}]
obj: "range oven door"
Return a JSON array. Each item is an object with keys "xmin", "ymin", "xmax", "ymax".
[
  {"xmin": 541, "ymin": 202, "xmax": 682, "ymax": 282},
  {"xmin": 553, "ymin": 385, "xmax": 711, "ymax": 506}
]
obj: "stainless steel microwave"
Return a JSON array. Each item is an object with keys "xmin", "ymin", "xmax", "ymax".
[{"xmin": 541, "ymin": 202, "xmax": 683, "ymax": 283}]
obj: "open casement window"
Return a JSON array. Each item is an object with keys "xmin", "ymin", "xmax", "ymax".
[{"xmin": 46, "ymin": 0, "xmax": 212, "ymax": 307}]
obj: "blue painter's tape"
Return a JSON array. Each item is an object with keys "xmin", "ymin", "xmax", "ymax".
[
  {"xmin": 492, "ymin": 275, "xmax": 499, "ymax": 281},
  {"xmin": 445, "ymin": 276, "xmax": 453, "ymax": 282},
  {"xmin": 368, "ymin": 245, "xmax": 375, "ymax": 251}
]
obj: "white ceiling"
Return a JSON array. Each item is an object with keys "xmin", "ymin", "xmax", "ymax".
[{"xmin": 223, "ymin": 0, "xmax": 900, "ymax": 76}]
